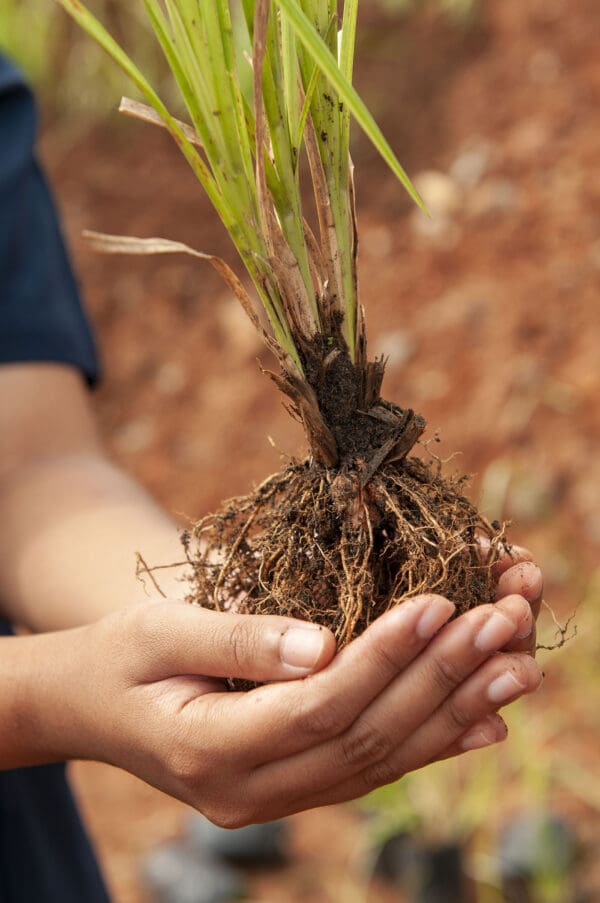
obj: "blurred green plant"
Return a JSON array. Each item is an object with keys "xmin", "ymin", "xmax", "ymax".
[{"xmin": 0, "ymin": 0, "xmax": 169, "ymax": 116}]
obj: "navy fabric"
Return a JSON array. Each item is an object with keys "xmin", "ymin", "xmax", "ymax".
[
  {"xmin": 0, "ymin": 55, "xmax": 99, "ymax": 382},
  {"xmin": 0, "ymin": 618, "xmax": 111, "ymax": 901},
  {"xmin": 0, "ymin": 56, "xmax": 110, "ymax": 902}
]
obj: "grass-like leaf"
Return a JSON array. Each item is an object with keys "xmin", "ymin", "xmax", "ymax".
[
  {"xmin": 53, "ymin": 0, "xmax": 425, "ymax": 369},
  {"xmin": 276, "ymin": 0, "xmax": 427, "ymax": 214}
]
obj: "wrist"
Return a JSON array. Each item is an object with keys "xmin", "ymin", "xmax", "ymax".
[{"xmin": 0, "ymin": 627, "xmax": 92, "ymax": 768}]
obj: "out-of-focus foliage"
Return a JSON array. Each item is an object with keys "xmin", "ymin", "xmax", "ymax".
[
  {"xmin": 0, "ymin": 0, "xmax": 477, "ymax": 118},
  {"xmin": 376, "ymin": 0, "xmax": 477, "ymax": 21},
  {"xmin": 0, "ymin": 0, "xmax": 170, "ymax": 117}
]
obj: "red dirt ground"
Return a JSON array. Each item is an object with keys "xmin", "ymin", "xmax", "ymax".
[{"xmin": 37, "ymin": 0, "xmax": 600, "ymax": 899}]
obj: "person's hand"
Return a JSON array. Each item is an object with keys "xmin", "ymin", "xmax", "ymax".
[
  {"xmin": 30, "ymin": 589, "xmax": 542, "ymax": 827},
  {"xmin": 486, "ymin": 541, "xmax": 544, "ymax": 654}
]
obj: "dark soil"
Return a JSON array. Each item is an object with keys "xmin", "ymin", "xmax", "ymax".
[{"xmin": 298, "ymin": 329, "xmax": 421, "ymax": 465}]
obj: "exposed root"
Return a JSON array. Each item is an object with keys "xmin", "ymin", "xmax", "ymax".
[
  {"xmin": 136, "ymin": 551, "xmax": 168, "ymax": 599},
  {"xmin": 186, "ymin": 457, "xmax": 506, "ymax": 659},
  {"xmin": 535, "ymin": 600, "xmax": 578, "ymax": 651}
]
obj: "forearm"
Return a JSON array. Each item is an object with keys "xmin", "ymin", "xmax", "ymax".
[
  {"xmin": 0, "ymin": 364, "xmax": 189, "ymax": 633},
  {"xmin": 0, "ymin": 629, "xmax": 84, "ymax": 769},
  {"xmin": 0, "ymin": 450, "xmax": 187, "ymax": 632}
]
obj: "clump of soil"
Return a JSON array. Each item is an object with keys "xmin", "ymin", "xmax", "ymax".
[{"xmin": 183, "ymin": 330, "xmax": 505, "ymax": 675}]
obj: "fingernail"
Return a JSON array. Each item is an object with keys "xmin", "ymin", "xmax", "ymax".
[
  {"xmin": 460, "ymin": 728, "xmax": 496, "ymax": 751},
  {"xmin": 524, "ymin": 564, "xmax": 543, "ymax": 600},
  {"xmin": 415, "ymin": 598, "xmax": 455, "ymax": 640},
  {"xmin": 496, "ymin": 593, "xmax": 533, "ymax": 638},
  {"xmin": 280, "ymin": 628, "xmax": 324, "ymax": 671},
  {"xmin": 515, "ymin": 621, "xmax": 533, "ymax": 640},
  {"xmin": 461, "ymin": 715, "xmax": 507, "ymax": 751},
  {"xmin": 487, "ymin": 670, "xmax": 527, "ymax": 703},
  {"xmin": 475, "ymin": 611, "xmax": 515, "ymax": 653}
]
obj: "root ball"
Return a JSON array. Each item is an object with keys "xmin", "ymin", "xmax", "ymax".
[{"xmin": 185, "ymin": 456, "xmax": 505, "ymax": 657}]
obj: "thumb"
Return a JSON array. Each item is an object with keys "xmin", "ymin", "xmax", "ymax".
[{"xmin": 135, "ymin": 602, "xmax": 336, "ymax": 683}]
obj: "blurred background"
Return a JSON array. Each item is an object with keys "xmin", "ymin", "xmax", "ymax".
[{"xmin": 2, "ymin": 0, "xmax": 599, "ymax": 900}]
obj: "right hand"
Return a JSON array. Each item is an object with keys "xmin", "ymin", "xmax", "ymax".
[{"xmin": 29, "ymin": 592, "xmax": 541, "ymax": 827}]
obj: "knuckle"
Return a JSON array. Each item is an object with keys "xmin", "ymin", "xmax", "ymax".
[
  {"xmin": 129, "ymin": 603, "xmax": 167, "ymax": 652},
  {"xmin": 115, "ymin": 604, "xmax": 164, "ymax": 669},
  {"xmin": 369, "ymin": 640, "xmax": 407, "ymax": 678},
  {"xmin": 131, "ymin": 601, "xmax": 161, "ymax": 635},
  {"xmin": 362, "ymin": 758, "xmax": 400, "ymax": 793},
  {"xmin": 294, "ymin": 695, "xmax": 345, "ymax": 740},
  {"xmin": 169, "ymin": 728, "xmax": 212, "ymax": 787},
  {"xmin": 340, "ymin": 722, "xmax": 390, "ymax": 770},
  {"xmin": 444, "ymin": 697, "xmax": 475, "ymax": 733},
  {"xmin": 428, "ymin": 653, "xmax": 464, "ymax": 694},
  {"xmin": 228, "ymin": 619, "xmax": 257, "ymax": 671},
  {"xmin": 170, "ymin": 747, "xmax": 203, "ymax": 786}
]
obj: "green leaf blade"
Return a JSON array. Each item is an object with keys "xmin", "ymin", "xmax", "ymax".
[{"xmin": 277, "ymin": 0, "xmax": 428, "ymax": 214}]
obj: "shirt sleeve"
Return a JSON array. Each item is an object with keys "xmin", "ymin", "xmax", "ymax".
[{"xmin": 0, "ymin": 55, "xmax": 100, "ymax": 384}]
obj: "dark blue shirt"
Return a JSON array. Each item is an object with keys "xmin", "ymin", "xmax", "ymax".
[
  {"xmin": 0, "ymin": 56, "xmax": 98, "ymax": 380},
  {"xmin": 0, "ymin": 55, "xmax": 109, "ymax": 902}
]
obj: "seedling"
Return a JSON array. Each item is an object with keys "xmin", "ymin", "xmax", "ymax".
[{"xmin": 56, "ymin": 0, "xmax": 504, "ymax": 660}]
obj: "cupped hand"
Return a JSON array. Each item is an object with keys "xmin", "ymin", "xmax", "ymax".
[{"xmin": 41, "ymin": 586, "xmax": 541, "ymax": 828}]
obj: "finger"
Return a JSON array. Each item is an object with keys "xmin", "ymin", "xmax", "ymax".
[
  {"xmin": 491, "ymin": 592, "xmax": 534, "ymax": 640},
  {"xmin": 264, "ymin": 653, "xmax": 541, "ymax": 819},
  {"xmin": 492, "ymin": 543, "xmax": 534, "ymax": 578},
  {"xmin": 495, "ymin": 561, "xmax": 543, "ymax": 615},
  {"xmin": 496, "ymin": 588, "xmax": 536, "ymax": 655},
  {"xmin": 436, "ymin": 713, "xmax": 508, "ymax": 761},
  {"xmin": 477, "ymin": 535, "xmax": 534, "ymax": 574},
  {"xmin": 246, "ymin": 595, "xmax": 532, "ymax": 802},
  {"xmin": 209, "ymin": 594, "xmax": 456, "ymax": 764},
  {"xmin": 495, "ymin": 561, "xmax": 542, "ymax": 653},
  {"xmin": 130, "ymin": 602, "xmax": 336, "ymax": 683},
  {"xmin": 376, "ymin": 653, "xmax": 541, "ymax": 778}
]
